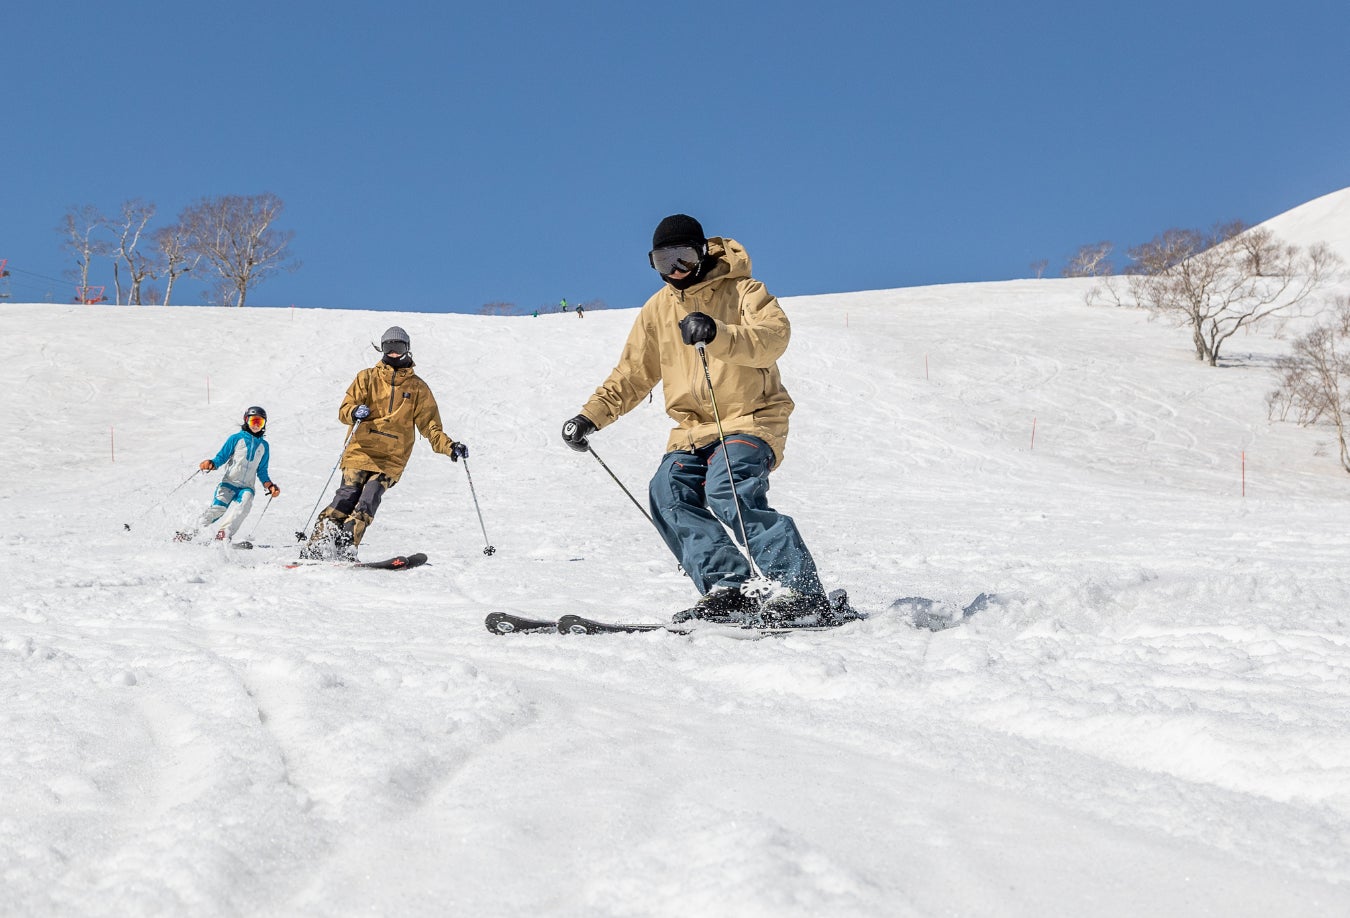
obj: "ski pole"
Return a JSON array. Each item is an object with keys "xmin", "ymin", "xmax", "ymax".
[
  {"xmin": 243, "ymin": 495, "xmax": 273, "ymax": 543},
  {"xmin": 459, "ymin": 459, "xmax": 496, "ymax": 555},
  {"xmin": 123, "ymin": 468, "xmax": 203, "ymax": 531},
  {"xmin": 582, "ymin": 441, "xmax": 685, "ymax": 575},
  {"xmin": 296, "ymin": 421, "xmax": 360, "ymax": 541},
  {"xmin": 695, "ymin": 342, "xmax": 772, "ymax": 598},
  {"xmin": 585, "ymin": 443, "xmax": 655, "ymax": 526}
]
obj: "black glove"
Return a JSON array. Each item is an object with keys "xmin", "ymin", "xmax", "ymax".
[
  {"xmin": 450, "ymin": 442, "xmax": 469, "ymax": 462},
  {"xmin": 561, "ymin": 415, "xmax": 596, "ymax": 452},
  {"xmin": 679, "ymin": 312, "xmax": 717, "ymax": 346},
  {"xmin": 353, "ymin": 404, "xmax": 371, "ymax": 420}
]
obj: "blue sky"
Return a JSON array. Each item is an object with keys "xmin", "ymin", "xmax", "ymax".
[{"xmin": 4, "ymin": 0, "xmax": 1347, "ymax": 313}]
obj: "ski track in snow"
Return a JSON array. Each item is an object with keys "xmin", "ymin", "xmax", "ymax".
[{"xmin": 4, "ymin": 269, "xmax": 1350, "ymax": 916}]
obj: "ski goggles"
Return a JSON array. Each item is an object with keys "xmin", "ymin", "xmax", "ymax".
[
  {"xmin": 649, "ymin": 245, "xmax": 702, "ymax": 276},
  {"xmin": 246, "ymin": 415, "xmax": 266, "ymax": 431}
]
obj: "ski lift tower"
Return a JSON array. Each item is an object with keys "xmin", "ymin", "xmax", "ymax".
[
  {"xmin": 0, "ymin": 259, "xmax": 10, "ymax": 300},
  {"xmin": 75, "ymin": 285, "xmax": 107, "ymax": 304}
]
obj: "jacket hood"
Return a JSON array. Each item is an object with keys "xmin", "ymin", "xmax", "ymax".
[{"xmin": 666, "ymin": 237, "xmax": 751, "ymax": 293}]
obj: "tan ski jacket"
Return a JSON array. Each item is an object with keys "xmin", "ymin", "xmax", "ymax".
[
  {"xmin": 338, "ymin": 359, "xmax": 457, "ymax": 482},
  {"xmin": 580, "ymin": 237, "xmax": 795, "ymax": 467}
]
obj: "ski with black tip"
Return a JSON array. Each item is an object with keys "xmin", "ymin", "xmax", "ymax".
[
  {"xmin": 285, "ymin": 552, "xmax": 428, "ymax": 571},
  {"xmin": 486, "ymin": 590, "xmax": 862, "ymax": 638},
  {"xmin": 553, "ymin": 614, "xmax": 856, "ymax": 638},
  {"xmin": 485, "ymin": 612, "xmax": 560, "ymax": 634}
]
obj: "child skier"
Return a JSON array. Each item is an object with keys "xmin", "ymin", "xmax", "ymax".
[{"xmin": 177, "ymin": 406, "xmax": 281, "ymax": 543}]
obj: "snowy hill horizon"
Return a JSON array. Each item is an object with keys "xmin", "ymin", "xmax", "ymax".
[{"xmin": 4, "ymin": 187, "xmax": 1350, "ymax": 916}]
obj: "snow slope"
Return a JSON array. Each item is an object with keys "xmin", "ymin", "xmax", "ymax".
[
  {"xmin": 4, "ymin": 263, "xmax": 1350, "ymax": 916},
  {"xmin": 1255, "ymin": 185, "xmax": 1350, "ymax": 265}
]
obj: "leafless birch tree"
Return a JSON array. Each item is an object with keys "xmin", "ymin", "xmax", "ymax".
[
  {"xmin": 58, "ymin": 205, "xmax": 109, "ymax": 301},
  {"xmin": 1269, "ymin": 297, "xmax": 1350, "ymax": 473},
  {"xmin": 152, "ymin": 221, "xmax": 201, "ymax": 306},
  {"xmin": 180, "ymin": 193, "xmax": 299, "ymax": 307},
  {"xmin": 1061, "ymin": 242, "xmax": 1114, "ymax": 277},
  {"xmin": 109, "ymin": 199, "xmax": 157, "ymax": 305},
  {"xmin": 1119, "ymin": 222, "xmax": 1339, "ymax": 365}
]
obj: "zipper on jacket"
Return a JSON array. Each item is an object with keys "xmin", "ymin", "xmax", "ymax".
[{"xmin": 678, "ymin": 287, "xmax": 713, "ymax": 406}]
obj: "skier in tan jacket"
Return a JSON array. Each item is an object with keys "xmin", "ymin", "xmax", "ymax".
[
  {"xmin": 302, "ymin": 326, "xmax": 467, "ymax": 559},
  {"xmin": 561, "ymin": 214, "xmax": 834, "ymax": 625}
]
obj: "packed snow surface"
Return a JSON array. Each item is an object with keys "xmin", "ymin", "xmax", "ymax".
[{"xmin": 5, "ymin": 256, "xmax": 1350, "ymax": 915}]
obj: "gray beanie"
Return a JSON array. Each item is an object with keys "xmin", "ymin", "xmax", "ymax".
[{"xmin": 381, "ymin": 326, "xmax": 410, "ymax": 354}]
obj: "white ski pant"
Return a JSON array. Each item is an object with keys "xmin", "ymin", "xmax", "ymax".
[{"xmin": 199, "ymin": 483, "xmax": 255, "ymax": 538}]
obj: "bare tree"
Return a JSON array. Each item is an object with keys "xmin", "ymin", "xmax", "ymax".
[
  {"xmin": 58, "ymin": 205, "xmax": 110, "ymax": 301},
  {"xmin": 109, "ymin": 198, "xmax": 157, "ymax": 305},
  {"xmin": 1123, "ymin": 226, "xmax": 1211, "ymax": 275},
  {"xmin": 1123, "ymin": 222, "xmax": 1339, "ymax": 365},
  {"xmin": 152, "ymin": 221, "xmax": 201, "ymax": 306},
  {"xmin": 1030, "ymin": 258, "xmax": 1049, "ymax": 279},
  {"xmin": 1268, "ymin": 297, "xmax": 1350, "ymax": 473},
  {"xmin": 479, "ymin": 301, "xmax": 517, "ymax": 316},
  {"xmin": 1061, "ymin": 242, "xmax": 1114, "ymax": 277},
  {"xmin": 180, "ymin": 193, "xmax": 299, "ymax": 307}
]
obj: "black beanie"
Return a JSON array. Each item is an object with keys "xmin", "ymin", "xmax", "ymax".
[{"xmin": 652, "ymin": 214, "xmax": 706, "ymax": 250}]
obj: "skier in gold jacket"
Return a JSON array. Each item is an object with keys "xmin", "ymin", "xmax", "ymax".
[{"xmin": 302, "ymin": 326, "xmax": 467, "ymax": 559}]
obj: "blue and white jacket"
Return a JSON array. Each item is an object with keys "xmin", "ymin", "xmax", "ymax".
[{"xmin": 210, "ymin": 431, "xmax": 272, "ymax": 491}]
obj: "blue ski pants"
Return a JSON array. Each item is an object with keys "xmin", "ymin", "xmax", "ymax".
[{"xmin": 648, "ymin": 434, "xmax": 822, "ymax": 596}]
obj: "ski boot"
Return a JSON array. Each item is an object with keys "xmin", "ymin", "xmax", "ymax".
[
  {"xmin": 761, "ymin": 588, "xmax": 836, "ymax": 627},
  {"xmin": 672, "ymin": 586, "xmax": 759, "ymax": 625},
  {"xmin": 333, "ymin": 523, "xmax": 359, "ymax": 562}
]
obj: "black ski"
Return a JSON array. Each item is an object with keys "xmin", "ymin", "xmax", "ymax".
[
  {"xmin": 556, "ymin": 614, "xmax": 671, "ymax": 635},
  {"xmin": 554, "ymin": 614, "xmax": 856, "ymax": 638},
  {"xmin": 285, "ymin": 552, "xmax": 428, "ymax": 571},
  {"xmin": 485, "ymin": 612, "xmax": 559, "ymax": 634},
  {"xmin": 486, "ymin": 590, "xmax": 861, "ymax": 638},
  {"xmin": 354, "ymin": 553, "xmax": 428, "ymax": 570}
]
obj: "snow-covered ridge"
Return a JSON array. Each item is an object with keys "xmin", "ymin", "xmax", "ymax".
[{"xmin": 1254, "ymin": 184, "xmax": 1350, "ymax": 265}]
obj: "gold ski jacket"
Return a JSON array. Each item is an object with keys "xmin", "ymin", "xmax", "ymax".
[
  {"xmin": 580, "ymin": 237, "xmax": 795, "ymax": 467},
  {"xmin": 337, "ymin": 359, "xmax": 457, "ymax": 482}
]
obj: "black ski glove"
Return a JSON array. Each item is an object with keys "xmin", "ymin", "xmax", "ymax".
[
  {"xmin": 561, "ymin": 415, "xmax": 596, "ymax": 452},
  {"xmin": 450, "ymin": 442, "xmax": 469, "ymax": 462},
  {"xmin": 679, "ymin": 312, "xmax": 717, "ymax": 346}
]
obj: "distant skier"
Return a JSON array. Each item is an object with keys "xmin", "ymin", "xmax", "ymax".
[
  {"xmin": 560, "ymin": 214, "xmax": 837, "ymax": 626},
  {"xmin": 575, "ymin": 303, "xmax": 585, "ymax": 318},
  {"xmin": 301, "ymin": 326, "xmax": 467, "ymax": 560},
  {"xmin": 177, "ymin": 406, "xmax": 280, "ymax": 543}
]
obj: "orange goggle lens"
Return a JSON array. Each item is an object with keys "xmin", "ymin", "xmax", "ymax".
[{"xmin": 247, "ymin": 416, "xmax": 266, "ymax": 430}]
